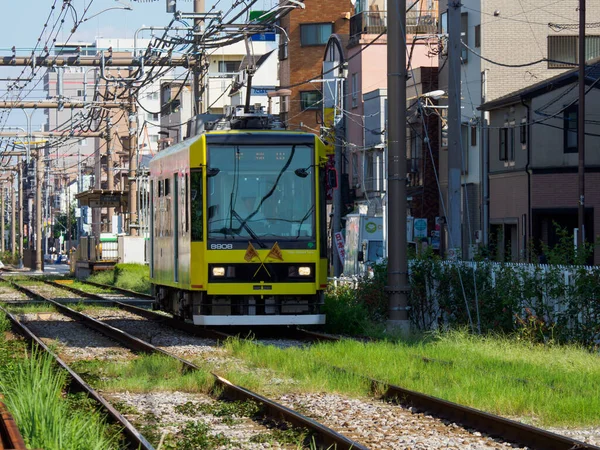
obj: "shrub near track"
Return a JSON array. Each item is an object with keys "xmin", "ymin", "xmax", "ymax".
[{"xmin": 0, "ymin": 312, "xmax": 122, "ymax": 449}]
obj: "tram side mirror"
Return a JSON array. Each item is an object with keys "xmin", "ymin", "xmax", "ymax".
[
  {"xmin": 207, "ymin": 168, "xmax": 220, "ymax": 177},
  {"xmin": 327, "ymin": 168, "xmax": 338, "ymax": 189},
  {"xmin": 208, "ymin": 205, "xmax": 218, "ymax": 219},
  {"xmin": 357, "ymin": 250, "xmax": 364, "ymax": 262}
]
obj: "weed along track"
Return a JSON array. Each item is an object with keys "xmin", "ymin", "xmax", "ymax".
[{"xmin": 1, "ymin": 277, "xmax": 366, "ymax": 449}]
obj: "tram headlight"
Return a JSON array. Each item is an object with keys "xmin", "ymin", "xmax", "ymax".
[
  {"xmin": 298, "ymin": 266, "xmax": 311, "ymax": 276},
  {"xmin": 212, "ymin": 267, "xmax": 226, "ymax": 277}
]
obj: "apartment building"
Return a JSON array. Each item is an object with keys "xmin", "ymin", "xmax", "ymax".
[
  {"xmin": 278, "ymin": 0, "xmax": 353, "ymax": 132},
  {"xmin": 437, "ymin": 0, "xmax": 600, "ymax": 258}
]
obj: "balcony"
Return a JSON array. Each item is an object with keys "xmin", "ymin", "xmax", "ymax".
[{"xmin": 349, "ymin": 9, "xmax": 438, "ymax": 43}]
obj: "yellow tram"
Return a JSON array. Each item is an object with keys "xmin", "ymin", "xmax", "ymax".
[{"xmin": 149, "ymin": 109, "xmax": 329, "ymax": 326}]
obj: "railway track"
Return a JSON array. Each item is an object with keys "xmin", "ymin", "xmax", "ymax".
[
  {"xmin": 0, "ymin": 398, "xmax": 27, "ymax": 450},
  {"xmin": 1, "ymin": 278, "xmax": 367, "ymax": 450},
  {"xmin": 4, "ymin": 277, "xmax": 600, "ymax": 449}
]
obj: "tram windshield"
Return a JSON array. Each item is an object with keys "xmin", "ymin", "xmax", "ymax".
[{"xmin": 206, "ymin": 144, "xmax": 315, "ymax": 241}]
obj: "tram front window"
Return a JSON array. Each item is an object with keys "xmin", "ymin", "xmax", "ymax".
[{"xmin": 207, "ymin": 144, "xmax": 315, "ymax": 241}]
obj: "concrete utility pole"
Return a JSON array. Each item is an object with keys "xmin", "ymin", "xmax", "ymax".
[
  {"xmin": 577, "ymin": 0, "xmax": 586, "ymax": 249},
  {"xmin": 1, "ymin": 182, "xmax": 4, "ymax": 253},
  {"xmin": 106, "ymin": 116, "xmax": 114, "ymax": 231},
  {"xmin": 194, "ymin": 0, "xmax": 206, "ymax": 114},
  {"xmin": 18, "ymin": 157, "xmax": 23, "ymax": 268},
  {"xmin": 447, "ymin": 0, "xmax": 462, "ymax": 258},
  {"xmin": 386, "ymin": 0, "xmax": 410, "ymax": 333},
  {"xmin": 128, "ymin": 96, "xmax": 139, "ymax": 236},
  {"xmin": 332, "ymin": 97, "xmax": 344, "ymax": 278},
  {"xmin": 10, "ymin": 174, "xmax": 15, "ymax": 255},
  {"xmin": 35, "ymin": 146, "xmax": 44, "ymax": 272}
]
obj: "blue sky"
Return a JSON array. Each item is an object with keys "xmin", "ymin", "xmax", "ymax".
[{"xmin": 0, "ymin": 0, "xmax": 277, "ymax": 128}]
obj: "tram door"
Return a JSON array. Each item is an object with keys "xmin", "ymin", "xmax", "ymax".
[{"xmin": 173, "ymin": 174, "xmax": 179, "ymax": 282}]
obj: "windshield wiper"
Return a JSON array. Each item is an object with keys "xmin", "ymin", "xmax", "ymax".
[
  {"xmin": 231, "ymin": 209, "xmax": 266, "ymax": 248},
  {"xmin": 294, "ymin": 204, "xmax": 315, "ymax": 239}
]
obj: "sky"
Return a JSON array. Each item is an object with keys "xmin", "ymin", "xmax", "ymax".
[{"xmin": 0, "ymin": 0, "xmax": 278, "ymax": 129}]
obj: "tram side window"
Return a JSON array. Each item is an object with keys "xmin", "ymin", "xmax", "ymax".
[{"xmin": 191, "ymin": 169, "xmax": 203, "ymax": 241}]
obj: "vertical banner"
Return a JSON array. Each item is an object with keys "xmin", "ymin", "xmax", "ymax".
[{"xmin": 334, "ymin": 231, "xmax": 345, "ymax": 265}]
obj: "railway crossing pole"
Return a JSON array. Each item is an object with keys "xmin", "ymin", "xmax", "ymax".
[
  {"xmin": 128, "ymin": 95, "xmax": 139, "ymax": 236},
  {"xmin": 386, "ymin": 0, "xmax": 411, "ymax": 334}
]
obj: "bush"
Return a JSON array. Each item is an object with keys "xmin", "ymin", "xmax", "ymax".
[{"xmin": 323, "ymin": 285, "xmax": 371, "ymax": 335}]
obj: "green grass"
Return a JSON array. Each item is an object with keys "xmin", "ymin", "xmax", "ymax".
[
  {"xmin": 87, "ymin": 263, "xmax": 150, "ymax": 294},
  {"xmin": 0, "ymin": 348, "xmax": 121, "ymax": 450},
  {"xmin": 71, "ymin": 354, "xmax": 213, "ymax": 393},
  {"xmin": 221, "ymin": 331, "xmax": 600, "ymax": 428}
]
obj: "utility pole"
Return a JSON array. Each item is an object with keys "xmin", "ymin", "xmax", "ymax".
[
  {"xmin": 106, "ymin": 116, "xmax": 114, "ymax": 232},
  {"xmin": 447, "ymin": 0, "xmax": 462, "ymax": 258},
  {"xmin": 128, "ymin": 95, "xmax": 139, "ymax": 236},
  {"xmin": 577, "ymin": 0, "xmax": 586, "ymax": 250},
  {"xmin": 332, "ymin": 95, "xmax": 344, "ymax": 278},
  {"xmin": 10, "ymin": 174, "xmax": 15, "ymax": 256},
  {"xmin": 386, "ymin": 0, "xmax": 410, "ymax": 333},
  {"xmin": 194, "ymin": 0, "xmax": 205, "ymax": 113},
  {"xmin": 1, "ymin": 181, "xmax": 4, "ymax": 254},
  {"xmin": 35, "ymin": 145, "xmax": 44, "ymax": 272},
  {"xmin": 18, "ymin": 156, "xmax": 23, "ymax": 268}
]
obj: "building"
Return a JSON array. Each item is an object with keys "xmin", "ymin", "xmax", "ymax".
[
  {"xmin": 278, "ymin": 0, "xmax": 353, "ymax": 132},
  {"xmin": 343, "ymin": 0, "xmax": 439, "ymax": 218},
  {"xmin": 480, "ymin": 60, "xmax": 600, "ymax": 264},
  {"xmin": 436, "ymin": 0, "xmax": 600, "ymax": 258}
]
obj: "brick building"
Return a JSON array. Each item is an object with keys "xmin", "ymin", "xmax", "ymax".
[{"xmin": 278, "ymin": 0, "xmax": 353, "ymax": 132}]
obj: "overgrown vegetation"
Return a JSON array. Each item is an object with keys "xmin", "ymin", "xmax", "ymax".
[
  {"xmin": 330, "ymin": 226, "xmax": 600, "ymax": 348},
  {"xmin": 224, "ymin": 331, "xmax": 600, "ymax": 427},
  {"xmin": 87, "ymin": 263, "xmax": 150, "ymax": 294},
  {"xmin": 0, "ymin": 327, "xmax": 121, "ymax": 450}
]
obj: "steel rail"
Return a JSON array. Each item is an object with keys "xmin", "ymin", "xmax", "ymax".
[
  {"xmin": 10, "ymin": 279, "xmax": 367, "ymax": 450},
  {"xmin": 41, "ymin": 280, "xmax": 230, "ymax": 341},
  {"xmin": 221, "ymin": 329, "xmax": 600, "ymax": 450},
  {"xmin": 35, "ymin": 279, "xmax": 600, "ymax": 449},
  {"xmin": 0, "ymin": 398, "xmax": 27, "ymax": 450},
  {"xmin": 0, "ymin": 306, "xmax": 153, "ymax": 450}
]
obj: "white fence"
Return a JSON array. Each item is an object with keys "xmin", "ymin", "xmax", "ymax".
[{"xmin": 329, "ymin": 261, "xmax": 600, "ymax": 341}]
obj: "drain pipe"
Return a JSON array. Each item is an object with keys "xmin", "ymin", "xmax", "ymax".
[{"xmin": 522, "ymin": 98, "xmax": 532, "ymax": 261}]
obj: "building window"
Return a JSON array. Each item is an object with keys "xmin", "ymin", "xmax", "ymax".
[
  {"xmin": 548, "ymin": 35, "xmax": 600, "ymax": 68},
  {"xmin": 520, "ymin": 119, "xmax": 527, "ymax": 148},
  {"xmin": 499, "ymin": 127, "xmax": 508, "ymax": 161},
  {"xmin": 351, "ymin": 73, "xmax": 358, "ymax": 108},
  {"xmin": 509, "ymin": 125, "xmax": 515, "ymax": 161},
  {"xmin": 470, "ymin": 125, "xmax": 477, "ymax": 146},
  {"xmin": 461, "ymin": 123, "xmax": 469, "ymax": 173},
  {"xmin": 564, "ymin": 105, "xmax": 578, "ymax": 153},
  {"xmin": 474, "ymin": 25, "xmax": 481, "ymax": 48},
  {"xmin": 146, "ymin": 91, "xmax": 159, "ymax": 100},
  {"xmin": 300, "ymin": 90, "xmax": 322, "ymax": 110},
  {"xmin": 218, "ymin": 60, "xmax": 241, "ymax": 73},
  {"xmin": 146, "ymin": 112, "xmax": 159, "ymax": 121},
  {"xmin": 300, "ymin": 23, "xmax": 333, "ymax": 46}
]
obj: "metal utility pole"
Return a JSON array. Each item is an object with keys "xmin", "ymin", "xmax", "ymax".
[
  {"xmin": 577, "ymin": 0, "xmax": 586, "ymax": 250},
  {"xmin": 194, "ymin": 0, "xmax": 205, "ymax": 114},
  {"xmin": 447, "ymin": 0, "xmax": 462, "ymax": 258},
  {"xmin": 10, "ymin": 174, "xmax": 15, "ymax": 255},
  {"xmin": 386, "ymin": 0, "xmax": 410, "ymax": 333},
  {"xmin": 333, "ymin": 97, "xmax": 344, "ymax": 278},
  {"xmin": 35, "ymin": 145, "xmax": 44, "ymax": 272},
  {"xmin": 128, "ymin": 95, "xmax": 139, "ymax": 236}
]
